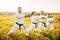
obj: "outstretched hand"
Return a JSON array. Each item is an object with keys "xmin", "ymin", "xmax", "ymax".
[{"xmin": 25, "ymin": 14, "xmax": 32, "ymax": 17}]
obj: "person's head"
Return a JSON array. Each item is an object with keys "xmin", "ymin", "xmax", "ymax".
[
  {"xmin": 40, "ymin": 11, "xmax": 44, "ymax": 15},
  {"xmin": 31, "ymin": 11, "xmax": 36, "ymax": 16},
  {"xmin": 18, "ymin": 7, "xmax": 22, "ymax": 13}
]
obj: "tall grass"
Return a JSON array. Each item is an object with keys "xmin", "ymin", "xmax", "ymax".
[{"xmin": 0, "ymin": 14, "xmax": 60, "ymax": 40}]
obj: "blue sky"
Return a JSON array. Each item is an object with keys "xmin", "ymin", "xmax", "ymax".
[{"xmin": 0, "ymin": 0, "xmax": 60, "ymax": 12}]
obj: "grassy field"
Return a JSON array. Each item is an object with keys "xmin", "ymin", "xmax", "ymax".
[{"xmin": 0, "ymin": 14, "xmax": 60, "ymax": 40}]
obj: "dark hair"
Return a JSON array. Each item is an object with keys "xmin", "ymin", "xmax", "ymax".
[
  {"xmin": 31, "ymin": 11, "xmax": 35, "ymax": 15},
  {"xmin": 18, "ymin": 7, "xmax": 21, "ymax": 9},
  {"xmin": 41, "ymin": 11, "xmax": 44, "ymax": 12}
]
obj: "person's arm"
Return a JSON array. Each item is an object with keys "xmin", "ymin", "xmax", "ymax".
[
  {"xmin": 48, "ymin": 16, "xmax": 54, "ymax": 21},
  {"xmin": 44, "ymin": 15, "xmax": 48, "ymax": 19},
  {"xmin": 25, "ymin": 14, "xmax": 32, "ymax": 17},
  {"xmin": 35, "ymin": 16, "xmax": 40, "ymax": 19}
]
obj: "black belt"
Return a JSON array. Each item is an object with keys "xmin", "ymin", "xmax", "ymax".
[
  {"xmin": 32, "ymin": 22, "xmax": 37, "ymax": 28},
  {"xmin": 41, "ymin": 22, "xmax": 47, "ymax": 27},
  {"xmin": 16, "ymin": 22, "xmax": 26, "ymax": 29}
]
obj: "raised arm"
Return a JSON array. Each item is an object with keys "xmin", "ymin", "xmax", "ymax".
[{"xmin": 25, "ymin": 14, "xmax": 32, "ymax": 17}]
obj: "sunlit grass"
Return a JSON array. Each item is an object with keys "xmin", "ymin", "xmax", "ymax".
[{"xmin": 0, "ymin": 14, "xmax": 60, "ymax": 40}]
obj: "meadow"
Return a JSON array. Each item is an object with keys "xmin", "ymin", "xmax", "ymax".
[{"xmin": 0, "ymin": 13, "xmax": 60, "ymax": 40}]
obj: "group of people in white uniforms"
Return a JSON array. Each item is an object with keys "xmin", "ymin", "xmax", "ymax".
[
  {"xmin": 28, "ymin": 11, "xmax": 54, "ymax": 32},
  {"xmin": 8, "ymin": 7, "xmax": 54, "ymax": 37},
  {"xmin": 28, "ymin": 11, "xmax": 47, "ymax": 32}
]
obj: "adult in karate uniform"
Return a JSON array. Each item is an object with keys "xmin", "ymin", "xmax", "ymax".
[{"xmin": 8, "ymin": 7, "xmax": 29, "ymax": 37}]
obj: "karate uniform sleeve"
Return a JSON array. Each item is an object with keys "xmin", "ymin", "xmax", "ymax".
[{"xmin": 36, "ymin": 16, "xmax": 40, "ymax": 19}]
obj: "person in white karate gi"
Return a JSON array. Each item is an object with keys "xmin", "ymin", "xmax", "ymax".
[
  {"xmin": 47, "ymin": 15, "xmax": 54, "ymax": 30},
  {"xmin": 28, "ymin": 11, "xmax": 39, "ymax": 32},
  {"xmin": 8, "ymin": 7, "xmax": 29, "ymax": 37},
  {"xmin": 39, "ymin": 11, "xmax": 48, "ymax": 32}
]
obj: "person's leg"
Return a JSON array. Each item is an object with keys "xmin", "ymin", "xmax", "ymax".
[
  {"xmin": 36, "ymin": 24, "xmax": 39, "ymax": 31},
  {"xmin": 44, "ymin": 22, "xmax": 47, "ymax": 28},
  {"xmin": 34, "ymin": 23, "xmax": 37, "ymax": 28},
  {"xmin": 28, "ymin": 23, "xmax": 35, "ymax": 32},
  {"xmin": 43, "ymin": 22, "xmax": 48, "ymax": 30},
  {"xmin": 50, "ymin": 23, "xmax": 54, "ymax": 30},
  {"xmin": 39, "ymin": 22, "xmax": 43, "ymax": 32},
  {"xmin": 46, "ymin": 22, "xmax": 48, "ymax": 28},
  {"xmin": 34, "ymin": 23, "xmax": 40, "ymax": 32},
  {"xmin": 20, "ymin": 25, "xmax": 29, "ymax": 36},
  {"xmin": 8, "ymin": 24, "xmax": 19, "ymax": 35},
  {"xmin": 8, "ymin": 24, "xmax": 19, "ymax": 40},
  {"xmin": 46, "ymin": 22, "xmax": 50, "ymax": 30},
  {"xmin": 20, "ymin": 25, "xmax": 30, "ymax": 40}
]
